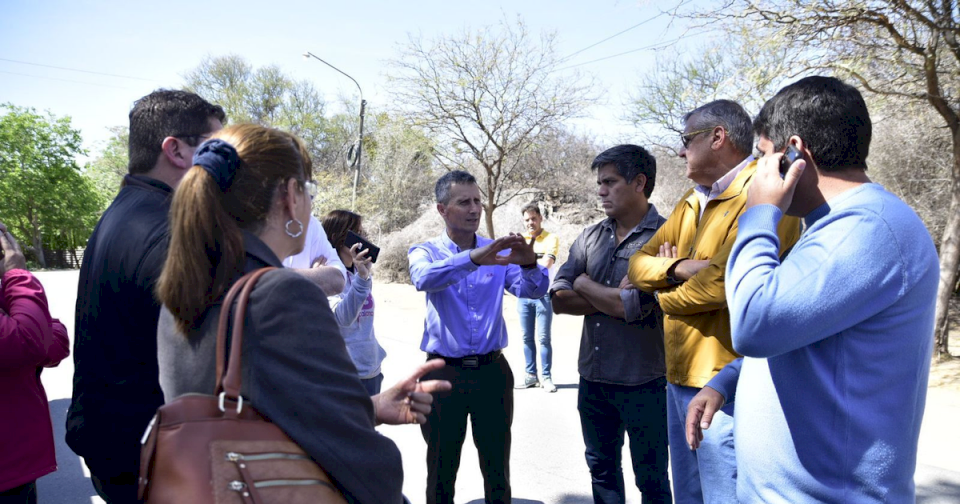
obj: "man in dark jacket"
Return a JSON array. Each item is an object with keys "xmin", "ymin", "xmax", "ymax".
[{"xmin": 66, "ymin": 90, "xmax": 224, "ymax": 503}]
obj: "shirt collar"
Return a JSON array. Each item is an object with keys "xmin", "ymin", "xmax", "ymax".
[
  {"xmin": 694, "ymin": 155, "xmax": 753, "ymax": 200},
  {"xmin": 243, "ymin": 231, "xmax": 284, "ymax": 268},
  {"xmin": 439, "ymin": 230, "xmax": 477, "ymax": 253},
  {"xmin": 124, "ymin": 174, "xmax": 173, "ymax": 194},
  {"xmin": 601, "ymin": 204, "xmax": 662, "ymax": 235}
]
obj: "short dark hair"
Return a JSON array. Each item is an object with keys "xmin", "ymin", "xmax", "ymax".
[
  {"xmin": 127, "ymin": 89, "xmax": 226, "ymax": 175},
  {"xmin": 321, "ymin": 209, "xmax": 363, "ymax": 250},
  {"xmin": 590, "ymin": 144, "xmax": 657, "ymax": 198},
  {"xmin": 520, "ymin": 203, "xmax": 541, "ymax": 216},
  {"xmin": 683, "ymin": 99, "xmax": 754, "ymax": 156},
  {"xmin": 754, "ymin": 76, "xmax": 871, "ymax": 171},
  {"xmin": 435, "ymin": 170, "xmax": 477, "ymax": 204}
]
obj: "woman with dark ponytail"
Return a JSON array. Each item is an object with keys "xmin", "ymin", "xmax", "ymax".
[{"xmin": 155, "ymin": 124, "xmax": 449, "ymax": 504}]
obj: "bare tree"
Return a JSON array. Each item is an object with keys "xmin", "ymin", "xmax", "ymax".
[
  {"xmin": 680, "ymin": 0, "xmax": 960, "ymax": 358},
  {"xmin": 628, "ymin": 24, "xmax": 794, "ymax": 153},
  {"xmin": 389, "ymin": 17, "xmax": 595, "ymax": 237}
]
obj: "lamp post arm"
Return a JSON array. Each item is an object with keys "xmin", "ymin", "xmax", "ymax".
[{"xmin": 303, "ymin": 52, "xmax": 363, "ymax": 101}]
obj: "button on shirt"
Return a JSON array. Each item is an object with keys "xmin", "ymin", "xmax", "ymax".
[
  {"xmin": 551, "ymin": 206, "xmax": 667, "ymax": 386},
  {"xmin": 409, "ymin": 233, "xmax": 549, "ymax": 358}
]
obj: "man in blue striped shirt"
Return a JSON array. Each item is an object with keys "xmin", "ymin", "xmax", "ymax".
[{"xmin": 409, "ymin": 170, "xmax": 548, "ymax": 504}]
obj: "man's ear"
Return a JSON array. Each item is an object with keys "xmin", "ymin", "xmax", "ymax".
[
  {"xmin": 436, "ymin": 202, "xmax": 446, "ymax": 217},
  {"xmin": 709, "ymin": 126, "xmax": 727, "ymax": 151},
  {"xmin": 791, "ymin": 136, "xmax": 815, "ymax": 170},
  {"xmin": 633, "ymin": 174, "xmax": 647, "ymax": 195},
  {"xmin": 160, "ymin": 137, "xmax": 193, "ymax": 170}
]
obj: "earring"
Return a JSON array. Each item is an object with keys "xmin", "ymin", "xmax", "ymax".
[{"xmin": 285, "ymin": 219, "xmax": 304, "ymax": 238}]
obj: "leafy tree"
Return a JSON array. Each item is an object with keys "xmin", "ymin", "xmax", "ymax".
[
  {"xmin": 361, "ymin": 113, "xmax": 436, "ymax": 232},
  {"xmin": 389, "ymin": 17, "xmax": 596, "ymax": 237},
  {"xmin": 0, "ymin": 104, "xmax": 100, "ymax": 267},
  {"xmin": 685, "ymin": 0, "xmax": 960, "ymax": 357},
  {"xmin": 84, "ymin": 126, "xmax": 128, "ymax": 209},
  {"xmin": 184, "ymin": 56, "xmax": 362, "ymax": 186}
]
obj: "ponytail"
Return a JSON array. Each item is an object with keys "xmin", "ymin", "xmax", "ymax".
[
  {"xmin": 157, "ymin": 124, "xmax": 313, "ymax": 336},
  {"xmin": 157, "ymin": 166, "xmax": 244, "ymax": 335}
]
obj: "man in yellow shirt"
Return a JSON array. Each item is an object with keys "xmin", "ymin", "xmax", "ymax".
[
  {"xmin": 627, "ymin": 100, "xmax": 800, "ymax": 504},
  {"xmin": 517, "ymin": 203, "xmax": 560, "ymax": 392}
]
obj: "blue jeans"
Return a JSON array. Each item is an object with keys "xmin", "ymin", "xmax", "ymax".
[
  {"xmin": 578, "ymin": 377, "xmax": 672, "ymax": 504},
  {"xmin": 666, "ymin": 383, "xmax": 736, "ymax": 504},
  {"xmin": 517, "ymin": 294, "xmax": 552, "ymax": 378}
]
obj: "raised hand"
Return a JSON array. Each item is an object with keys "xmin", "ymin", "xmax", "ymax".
[
  {"xmin": 372, "ymin": 359, "xmax": 452, "ymax": 425},
  {"xmin": 469, "ymin": 234, "xmax": 534, "ymax": 267},
  {"xmin": 747, "ymin": 149, "xmax": 806, "ymax": 213},
  {"xmin": 348, "ymin": 243, "xmax": 374, "ymax": 280},
  {"xmin": 0, "ymin": 222, "xmax": 27, "ymax": 274}
]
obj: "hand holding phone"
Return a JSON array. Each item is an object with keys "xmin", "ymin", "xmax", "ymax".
[
  {"xmin": 779, "ymin": 144, "xmax": 802, "ymax": 178},
  {"xmin": 345, "ymin": 231, "xmax": 380, "ymax": 264}
]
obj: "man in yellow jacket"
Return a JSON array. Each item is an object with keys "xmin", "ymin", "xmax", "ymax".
[{"xmin": 627, "ymin": 100, "xmax": 800, "ymax": 504}]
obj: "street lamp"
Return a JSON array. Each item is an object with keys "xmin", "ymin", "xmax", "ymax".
[{"xmin": 302, "ymin": 51, "xmax": 367, "ymax": 211}]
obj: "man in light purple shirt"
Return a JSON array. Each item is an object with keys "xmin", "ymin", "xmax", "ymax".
[{"xmin": 409, "ymin": 170, "xmax": 547, "ymax": 504}]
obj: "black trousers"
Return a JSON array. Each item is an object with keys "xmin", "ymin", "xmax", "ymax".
[
  {"xmin": 0, "ymin": 481, "xmax": 37, "ymax": 504},
  {"xmin": 420, "ymin": 354, "xmax": 514, "ymax": 504},
  {"xmin": 86, "ymin": 461, "xmax": 139, "ymax": 504},
  {"xmin": 578, "ymin": 377, "xmax": 672, "ymax": 504}
]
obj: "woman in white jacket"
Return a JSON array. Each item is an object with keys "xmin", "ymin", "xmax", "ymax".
[{"xmin": 322, "ymin": 210, "xmax": 387, "ymax": 395}]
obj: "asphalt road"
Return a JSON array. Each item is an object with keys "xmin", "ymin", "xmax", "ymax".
[{"xmin": 29, "ymin": 270, "xmax": 960, "ymax": 503}]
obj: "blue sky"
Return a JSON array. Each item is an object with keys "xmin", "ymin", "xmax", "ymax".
[{"xmin": 1, "ymin": 0, "xmax": 701, "ymax": 159}]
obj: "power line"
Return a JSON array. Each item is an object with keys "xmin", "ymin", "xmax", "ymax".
[
  {"xmin": 0, "ymin": 70, "xmax": 135, "ymax": 90},
  {"xmin": 559, "ymin": 11, "xmax": 668, "ymax": 63},
  {"xmin": 556, "ymin": 29, "xmax": 710, "ymax": 71},
  {"xmin": 0, "ymin": 57, "xmax": 160, "ymax": 82}
]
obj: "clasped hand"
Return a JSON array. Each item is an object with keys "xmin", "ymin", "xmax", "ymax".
[{"xmin": 469, "ymin": 233, "xmax": 537, "ymax": 267}]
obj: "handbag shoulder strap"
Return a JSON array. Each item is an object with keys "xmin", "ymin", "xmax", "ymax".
[{"xmin": 214, "ymin": 267, "xmax": 276, "ymax": 397}]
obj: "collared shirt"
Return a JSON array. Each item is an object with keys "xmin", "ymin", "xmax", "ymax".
[
  {"xmin": 282, "ymin": 215, "xmax": 347, "ymax": 282},
  {"xmin": 522, "ymin": 229, "xmax": 561, "ymax": 284},
  {"xmin": 409, "ymin": 232, "xmax": 548, "ymax": 358},
  {"xmin": 551, "ymin": 206, "xmax": 667, "ymax": 386},
  {"xmin": 694, "ymin": 155, "xmax": 752, "ymax": 219}
]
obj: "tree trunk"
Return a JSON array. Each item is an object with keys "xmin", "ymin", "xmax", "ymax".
[
  {"xmin": 933, "ymin": 140, "xmax": 960, "ymax": 359},
  {"xmin": 484, "ymin": 203, "xmax": 497, "ymax": 239},
  {"xmin": 484, "ymin": 167, "xmax": 498, "ymax": 238},
  {"xmin": 30, "ymin": 215, "xmax": 47, "ymax": 268}
]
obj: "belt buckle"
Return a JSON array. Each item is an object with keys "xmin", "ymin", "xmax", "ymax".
[{"xmin": 462, "ymin": 356, "xmax": 479, "ymax": 368}]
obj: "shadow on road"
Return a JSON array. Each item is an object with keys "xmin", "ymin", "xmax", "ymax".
[
  {"xmin": 36, "ymin": 398, "xmax": 99, "ymax": 503},
  {"xmin": 918, "ymin": 476, "xmax": 960, "ymax": 503}
]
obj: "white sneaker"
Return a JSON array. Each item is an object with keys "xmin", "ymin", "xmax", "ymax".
[{"xmin": 542, "ymin": 377, "xmax": 557, "ymax": 393}]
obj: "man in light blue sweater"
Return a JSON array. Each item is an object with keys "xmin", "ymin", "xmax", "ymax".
[{"xmin": 685, "ymin": 76, "xmax": 940, "ymax": 502}]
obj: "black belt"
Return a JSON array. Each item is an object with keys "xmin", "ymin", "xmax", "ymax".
[{"xmin": 428, "ymin": 350, "xmax": 502, "ymax": 369}]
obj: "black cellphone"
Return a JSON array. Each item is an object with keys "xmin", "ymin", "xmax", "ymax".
[
  {"xmin": 779, "ymin": 144, "xmax": 802, "ymax": 177},
  {"xmin": 345, "ymin": 230, "xmax": 380, "ymax": 263}
]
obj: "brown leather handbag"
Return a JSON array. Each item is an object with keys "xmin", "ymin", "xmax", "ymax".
[{"xmin": 138, "ymin": 268, "xmax": 348, "ymax": 504}]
